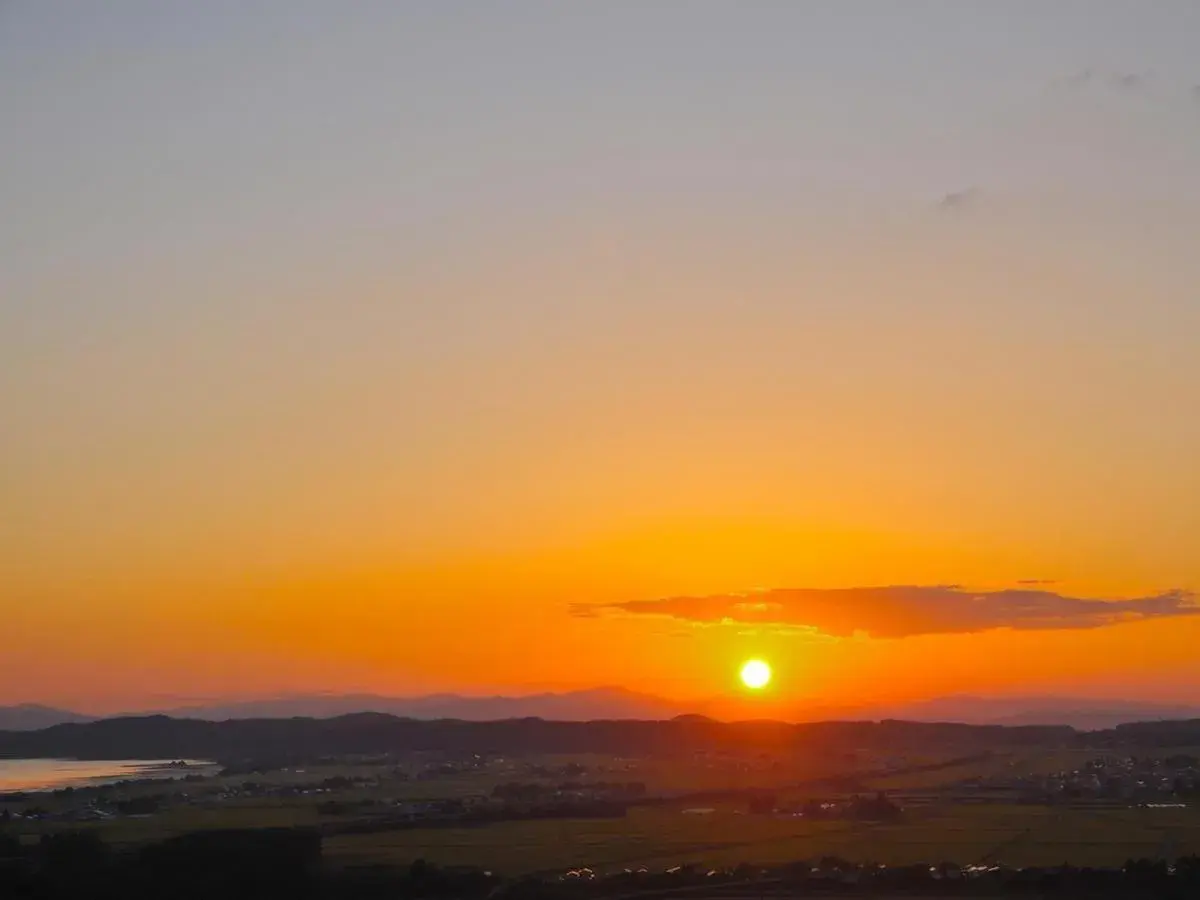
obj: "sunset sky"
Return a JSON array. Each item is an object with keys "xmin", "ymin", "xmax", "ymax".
[{"xmin": 4, "ymin": 2, "xmax": 1200, "ymax": 715}]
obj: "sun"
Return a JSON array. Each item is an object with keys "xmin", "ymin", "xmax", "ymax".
[{"xmin": 739, "ymin": 659, "xmax": 772, "ymax": 690}]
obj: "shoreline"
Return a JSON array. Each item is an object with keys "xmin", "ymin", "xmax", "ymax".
[{"xmin": 0, "ymin": 758, "xmax": 219, "ymax": 795}]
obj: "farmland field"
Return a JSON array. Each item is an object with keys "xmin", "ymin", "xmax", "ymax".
[
  {"xmin": 322, "ymin": 802, "xmax": 1200, "ymax": 876},
  {"xmin": 9, "ymin": 745, "xmax": 1200, "ymax": 876},
  {"xmin": 323, "ymin": 806, "xmax": 857, "ymax": 875}
]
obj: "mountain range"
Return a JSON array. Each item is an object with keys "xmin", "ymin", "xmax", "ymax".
[
  {"xmin": 0, "ymin": 714, "xmax": 1079, "ymax": 763},
  {"xmin": 0, "ymin": 704, "xmax": 93, "ymax": 732},
  {"xmin": 841, "ymin": 695, "xmax": 1200, "ymax": 731},
  {"xmin": 3, "ymin": 690, "xmax": 1199, "ymax": 731},
  {"xmin": 147, "ymin": 687, "xmax": 687, "ymax": 724}
]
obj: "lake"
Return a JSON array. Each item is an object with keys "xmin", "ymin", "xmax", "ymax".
[{"xmin": 0, "ymin": 758, "xmax": 217, "ymax": 792}]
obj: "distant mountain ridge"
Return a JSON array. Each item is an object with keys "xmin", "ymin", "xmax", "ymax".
[
  {"xmin": 843, "ymin": 695, "xmax": 1200, "ymax": 731},
  {"xmin": 4, "ymin": 691, "xmax": 1199, "ymax": 731},
  {"xmin": 143, "ymin": 687, "xmax": 688, "ymax": 723},
  {"xmin": 0, "ymin": 714, "xmax": 1078, "ymax": 762},
  {"xmin": 0, "ymin": 704, "xmax": 93, "ymax": 731}
]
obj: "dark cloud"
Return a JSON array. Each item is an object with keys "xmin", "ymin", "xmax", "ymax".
[
  {"xmin": 574, "ymin": 586, "xmax": 1198, "ymax": 639},
  {"xmin": 1016, "ymin": 579, "xmax": 1056, "ymax": 586},
  {"xmin": 936, "ymin": 187, "xmax": 979, "ymax": 212}
]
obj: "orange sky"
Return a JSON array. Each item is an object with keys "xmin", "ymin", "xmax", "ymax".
[
  {"xmin": 6, "ymin": 512, "xmax": 1200, "ymax": 714},
  {"xmin": 5, "ymin": 6, "xmax": 1200, "ymax": 715},
  {"xmin": 7, "ymin": 221, "xmax": 1200, "ymax": 713}
]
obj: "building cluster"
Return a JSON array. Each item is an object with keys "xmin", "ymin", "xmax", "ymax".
[
  {"xmin": 769, "ymin": 792, "xmax": 904, "ymax": 821},
  {"xmin": 961, "ymin": 754, "xmax": 1198, "ymax": 804}
]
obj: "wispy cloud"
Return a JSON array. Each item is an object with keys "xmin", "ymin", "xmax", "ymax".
[
  {"xmin": 1055, "ymin": 68, "xmax": 1151, "ymax": 93},
  {"xmin": 936, "ymin": 187, "xmax": 980, "ymax": 212},
  {"xmin": 574, "ymin": 586, "xmax": 1198, "ymax": 639}
]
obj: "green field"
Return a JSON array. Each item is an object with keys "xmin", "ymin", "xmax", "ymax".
[
  {"xmin": 323, "ymin": 807, "xmax": 855, "ymax": 875},
  {"xmin": 861, "ymin": 749, "xmax": 1090, "ymax": 792},
  {"xmin": 321, "ymin": 803, "xmax": 1200, "ymax": 876},
  {"xmin": 8, "ymin": 800, "xmax": 333, "ymax": 844},
  {"xmin": 16, "ymin": 800, "xmax": 1200, "ymax": 876}
]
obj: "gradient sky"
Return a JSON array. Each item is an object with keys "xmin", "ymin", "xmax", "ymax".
[{"xmin": 4, "ymin": 2, "xmax": 1200, "ymax": 714}]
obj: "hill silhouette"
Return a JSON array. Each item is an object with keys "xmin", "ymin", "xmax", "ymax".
[
  {"xmin": 0, "ymin": 714, "xmax": 1082, "ymax": 762},
  {"xmin": 141, "ymin": 687, "xmax": 688, "ymax": 722},
  {"xmin": 8, "ymin": 690, "xmax": 1200, "ymax": 734},
  {"xmin": 0, "ymin": 704, "xmax": 92, "ymax": 731}
]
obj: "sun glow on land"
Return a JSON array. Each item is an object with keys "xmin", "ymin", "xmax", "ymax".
[{"xmin": 740, "ymin": 659, "xmax": 772, "ymax": 690}]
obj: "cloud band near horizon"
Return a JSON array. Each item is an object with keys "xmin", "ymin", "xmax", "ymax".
[{"xmin": 572, "ymin": 586, "xmax": 1198, "ymax": 639}]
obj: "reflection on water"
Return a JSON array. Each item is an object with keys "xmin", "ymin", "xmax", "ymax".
[{"xmin": 0, "ymin": 758, "xmax": 217, "ymax": 792}]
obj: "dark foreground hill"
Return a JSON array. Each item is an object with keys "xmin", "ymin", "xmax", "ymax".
[{"xmin": 0, "ymin": 714, "xmax": 1080, "ymax": 762}]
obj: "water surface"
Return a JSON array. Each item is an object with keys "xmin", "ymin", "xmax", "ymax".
[{"xmin": 0, "ymin": 758, "xmax": 216, "ymax": 792}]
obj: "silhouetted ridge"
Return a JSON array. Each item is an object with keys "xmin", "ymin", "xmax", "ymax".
[
  {"xmin": 0, "ymin": 714, "xmax": 1086, "ymax": 761},
  {"xmin": 0, "ymin": 704, "xmax": 92, "ymax": 731}
]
